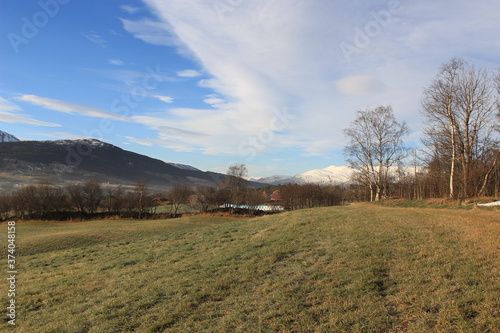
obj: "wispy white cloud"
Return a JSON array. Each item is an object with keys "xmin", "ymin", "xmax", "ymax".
[
  {"xmin": 154, "ymin": 95, "xmax": 174, "ymax": 103},
  {"xmin": 176, "ymin": 69, "xmax": 201, "ymax": 78},
  {"xmin": 108, "ymin": 58, "xmax": 125, "ymax": 66},
  {"xmin": 203, "ymin": 94, "xmax": 224, "ymax": 106},
  {"xmin": 132, "ymin": 114, "xmax": 210, "ymax": 139},
  {"xmin": 335, "ymin": 75, "xmax": 385, "ymax": 96},
  {"xmin": 81, "ymin": 67, "xmax": 173, "ymax": 88},
  {"xmin": 17, "ymin": 95, "xmax": 130, "ymax": 122},
  {"xmin": 34, "ymin": 132, "xmax": 94, "ymax": 140},
  {"xmin": 125, "ymin": 0, "xmax": 499, "ymax": 156},
  {"xmin": 0, "ymin": 97, "xmax": 21, "ymax": 112},
  {"xmin": 0, "ymin": 111, "xmax": 61, "ymax": 127},
  {"xmin": 125, "ymin": 135, "xmax": 197, "ymax": 152},
  {"xmin": 131, "ymin": 112, "xmax": 226, "ymax": 154},
  {"xmin": 82, "ymin": 31, "xmax": 107, "ymax": 47},
  {"xmin": 121, "ymin": 4, "xmax": 141, "ymax": 14},
  {"xmin": 0, "ymin": 97, "xmax": 60, "ymax": 127},
  {"xmin": 120, "ymin": 18, "xmax": 176, "ymax": 46}
]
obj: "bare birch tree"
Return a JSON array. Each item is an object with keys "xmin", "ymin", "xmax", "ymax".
[
  {"xmin": 478, "ymin": 68, "xmax": 500, "ymax": 196},
  {"xmin": 225, "ymin": 164, "xmax": 248, "ymax": 209},
  {"xmin": 496, "ymin": 68, "xmax": 500, "ymax": 128},
  {"xmin": 422, "ymin": 58, "xmax": 497, "ymax": 198},
  {"xmin": 421, "ymin": 58, "xmax": 463, "ymax": 198},
  {"xmin": 344, "ymin": 106, "xmax": 409, "ymax": 201}
]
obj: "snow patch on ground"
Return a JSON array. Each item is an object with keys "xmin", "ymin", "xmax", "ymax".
[{"xmin": 477, "ymin": 201, "xmax": 500, "ymax": 207}]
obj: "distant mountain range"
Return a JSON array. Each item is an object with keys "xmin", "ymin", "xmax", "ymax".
[
  {"xmin": 0, "ymin": 130, "xmax": 20, "ymax": 143},
  {"xmin": 250, "ymin": 165, "xmax": 356, "ymax": 185},
  {"xmin": 251, "ymin": 165, "xmax": 425, "ymax": 186},
  {"xmin": 0, "ymin": 136, "xmax": 262, "ymax": 191}
]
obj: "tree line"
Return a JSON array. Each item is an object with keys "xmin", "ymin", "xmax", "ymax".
[
  {"xmin": 0, "ymin": 165, "xmax": 350, "ymax": 221},
  {"xmin": 344, "ymin": 57, "xmax": 499, "ymax": 201},
  {"xmin": 216, "ymin": 164, "xmax": 347, "ymax": 210},
  {"xmin": 0, "ymin": 179, "xmax": 158, "ymax": 220}
]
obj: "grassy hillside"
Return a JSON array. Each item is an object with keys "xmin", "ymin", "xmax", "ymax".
[
  {"xmin": 374, "ymin": 198, "xmax": 500, "ymax": 210},
  {"xmin": 1, "ymin": 205, "xmax": 499, "ymax": 332}
]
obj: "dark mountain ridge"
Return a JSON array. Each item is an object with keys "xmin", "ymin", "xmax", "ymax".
[{"xmin": 0, "ymin": 139, "xmax": 256, "ymax": 191}]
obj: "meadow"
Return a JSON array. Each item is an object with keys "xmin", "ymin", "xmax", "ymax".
[{"xmin": 1, "ymin": 204, "xmax": 499, "ymax": 332}]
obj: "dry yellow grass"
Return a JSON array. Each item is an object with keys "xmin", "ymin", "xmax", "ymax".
[{"xmin": 1, "ymin": 205, "xmax": 499, "ymax": 332}]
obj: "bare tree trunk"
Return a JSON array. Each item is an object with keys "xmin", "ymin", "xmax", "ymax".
[
  {"xmin": 449, "ymin": 120, "xmax": 456, "ymax": 199},
  {"xmin": 445, "ymin": 65, "xmax": 458, "ymax": 199},
  {"xmin": 478, "ymin": 150, "xmax": 500, "ymax": 197}
]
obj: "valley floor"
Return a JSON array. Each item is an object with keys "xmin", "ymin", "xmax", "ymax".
[{"xmin": 1, "ymin": 204, "xmax": 499, "ymax": 332}]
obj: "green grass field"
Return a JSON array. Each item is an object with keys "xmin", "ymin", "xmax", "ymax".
[{"xmin": 1, "ymin": 204, "xmax": 499, "ymax": 332}]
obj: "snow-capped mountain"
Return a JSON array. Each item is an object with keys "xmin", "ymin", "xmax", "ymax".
[
  {"xmin": 253, "ymin": 165, "xmax": 356, "ymax": 185},
  {"xmin": 254, "ymin": 165, "xmax": 425, "ymax": 186},
  {"xmin": 250, "ymin": 175, "xmax": 294, "ymax": 184},
  {"xmin": 293, "ymin": 165, "xmax": 355, "ymax": 185},
  {"xmin": 52, "ymin": 138, "xmax": 110, "ymax": 147},
  {"xmin": 166, "ymin": 162, "xmax": 201, "ymax": 172},
  {"xmin": 0, "ymin": 130, "xmax": 20, "ymax": 143}
]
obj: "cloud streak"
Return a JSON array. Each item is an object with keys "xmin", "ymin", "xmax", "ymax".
[
  {"xmin": 108, "ymin": 59, "xmax": 125, "ymax": 66},
  {"xmin": 0, "ymin": 97, "xmax": 60, "ymax": 127},
  {"xmin": 154, "ymin": 95, "xmax": 174, "ymax": 103},
  {"xmin": 176, "ymin": 69, "xmax": 201, "ymax": 78},
  {"xmin": 120, "ymin": 18, "xmax": 176, "ymax": 46},
  {"xmin": 82, "ymin": 31, "xmax": 108, "ymax": 47},
  {"xmin": 17, "ymin": 95, "xmax": 130, "ymax": 121}
]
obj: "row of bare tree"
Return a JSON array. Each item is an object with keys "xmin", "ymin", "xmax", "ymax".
[
  {"xmin": 0, "ymin": 179, "xmax": 157, "ymax": 220},
  {"xmin": 344, "ymin": 58, "xmax": 499, "ymax": 200},
  {"xmin": 169, "ymin": 165, "xmax": 346, "ymax": 214},
  {"xmin": 279, "ymin": 184, "xmax": 345, "ymax": 210},
  {"xmin": 217, "ymin": 164, "xmax": 346, "ymax": 210}
]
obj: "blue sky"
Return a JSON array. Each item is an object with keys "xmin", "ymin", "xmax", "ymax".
[{"xmin": 0, "ymin": 0, "xmax": 499, "ymax": 177}]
